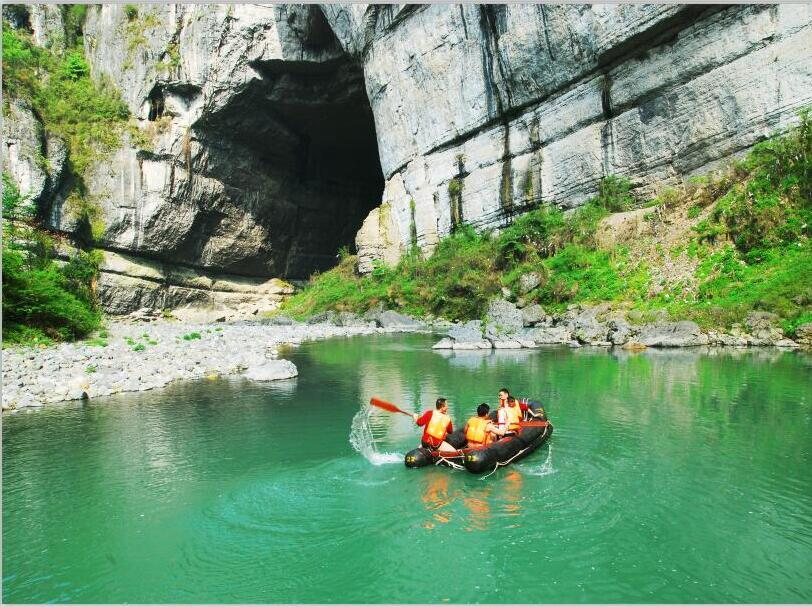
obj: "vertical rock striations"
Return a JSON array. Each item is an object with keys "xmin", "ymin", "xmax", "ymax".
[
  {"xmin": 5, "ymin": 4, "xmax": 811, "ymax": 309},
  {"xmin": 337, "ymin": 4, "xmax": 812, "ymax": 269}
]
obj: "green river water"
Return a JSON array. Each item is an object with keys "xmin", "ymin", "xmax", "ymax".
[{"xmin": 3, "ymin": 333, "xmax": 811, "ymax": 603}]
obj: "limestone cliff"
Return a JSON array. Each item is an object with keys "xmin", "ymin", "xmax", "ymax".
[
  {"xmin": 4, "ymin": 4, "xmax": 811, "ymax": 312},
  {"xmin": 334, "ymin": 4, "xmax": 812, "ymax": 271}
]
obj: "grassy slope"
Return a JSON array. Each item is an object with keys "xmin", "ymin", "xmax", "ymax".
[{"xmin": 281, "ymin": 112, "xmax": 812, "ymax": 336}]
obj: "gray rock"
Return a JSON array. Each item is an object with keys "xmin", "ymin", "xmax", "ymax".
[
  {"xmin": 307, "ymin": 311, "xmax": 338, "ymax": 325},
  {"xmin": 795, "ymin": 323, "xmax": 812, "ymax": 347},
  {"xmin": 376, "ymin": 310, "xmax": 423, "ymax": 328},
  {"xmin": 523, "ymin": 326, "xmax": 571, "ymax": 344},
  {"xmin": 607, "ymin": 317, "xmax": 635, "ymax": 345},
  {"xmin": 516, "ymin": 339, "xmax": 539, "ymax": 348},
  {"xmin": 571, "ymin": 313, "xmax": 609, "ymax": 345},
  {"xmin": 262, "ymin": 315, "xmax": 298, "ymax": 326},
  {"xmin": 521, "ymin": 304, "xmax": 546, "ymax": 327},
  {"xmin": 774, "ymin": 338, "xmax": 799, "ymax": 349},
  {"xmin": 708, "ymin": 332, "xmax": 748, "ymax": 347},
  {"xmin": 744, "ymin": 311, "xmax": 784, "ymax": 344},
  {"xmin": 485, "ymin": 299, "xmax": 523, "ymax": 338},
  {"xmin": 491, "ymin": 340, "xmax": 524, "ymax": 349},
  {"xmin": 517, "ymin": 272, "xmax": 543, "ymax": 295},
  {"xmin": 452, "ymin": 340, "xmax": 493, "ymax": 350},
  {"xmin": 637, "ymin": 321, "xmax": 709, "ymax": 347},
  {"xmin": 448, "ymin": 320, "xmax": 484, "ymax": 342},
  {"xmin": 7, "ymin": 3, "xmax": 809, "ymax": 316},
  {"xmin": 336, "ymin": 311, "xmax": 368, "ymax": 327},
  {"xmin": 244, "ymin": 359, "xmax": 299, "ymax": 381},
  {"xmin": 432, "ymin": 337, "xmax": 455, "ymax": 349}
]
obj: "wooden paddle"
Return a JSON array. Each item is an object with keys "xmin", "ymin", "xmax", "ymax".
[{"xmin": 369, "ymin": 397, "xmax": 414, "ymax": 417}]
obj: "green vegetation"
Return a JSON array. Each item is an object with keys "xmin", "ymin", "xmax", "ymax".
[
  {"xmin": 2, "ymin": 174, "xmax": 102, "ymax": 345},
  {"xmin": 2, "ymin": 22, "xmax": 129, "ymax": 179},
  {"xmin": 182, "ymin": 332, "xmax": 202, "ymax": 341},
  {"xmin": 124, "ymin": 4, "xmax": 139, "ymax": 21},
  {"xmin": 281, "ymin": 112, "xmax": 811, "ymax": 332},
  {"xmin": 1, "ymin": 17, "xmax": 132, "ymax": 346}
]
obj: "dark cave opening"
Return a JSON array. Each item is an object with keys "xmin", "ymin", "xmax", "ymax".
[{"xmin": 190, "ymin": 8, "xmax": 385, "ymax": 280}]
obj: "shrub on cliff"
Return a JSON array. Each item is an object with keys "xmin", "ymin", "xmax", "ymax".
[
  {"xmin": 2, "ymin": 20, "xmax": 129, "ymax": 178},
  {"xmin": 2, "ymin": 175, "xmax": 101, "ymax": 345}
]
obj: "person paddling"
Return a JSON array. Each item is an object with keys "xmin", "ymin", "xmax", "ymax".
[
  {"xmin": 413, "ymin": 398, "xmax": 455, "ymax": 452},
  {"xmin": 464, "ymin": 403, "xmax": 504, "ymax": 447}
]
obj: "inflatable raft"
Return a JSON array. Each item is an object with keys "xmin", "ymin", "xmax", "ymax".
[{"xmin": 404, "ymin": 402, "xmax": 553, "ymax": 474}]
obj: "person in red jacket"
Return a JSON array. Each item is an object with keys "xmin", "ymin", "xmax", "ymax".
[{"xmin": 412, "ymin": 398, "xmax": 455, "ymax": 452}]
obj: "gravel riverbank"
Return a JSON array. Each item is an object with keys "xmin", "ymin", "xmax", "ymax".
[{"xmin": 2, "ymin": 316, "xmax": 427, "ymax": 412}]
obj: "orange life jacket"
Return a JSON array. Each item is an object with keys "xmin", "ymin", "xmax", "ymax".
[
  {"xmin": 426, "ymin": 411, "xmax": 451, "ymax": 442},
  {"xmin": 465, "ymin": 416, "xmax": 491, "ymax": 446},
  {"xmin": 505, "ymin": 404, "xmax": 523, "ymax": 431}
]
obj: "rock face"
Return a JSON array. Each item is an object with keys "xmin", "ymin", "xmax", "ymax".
[
  {"xmin": 5, "ymin": 4, "xmax": 385, "ymax": 314},
  {"xmin": 341, "ymin": 4, "xmax": 812, "ymax": 269},
  {"xmin": 6, "ymin": 4, "xmax": 812, "ymax": 314}
]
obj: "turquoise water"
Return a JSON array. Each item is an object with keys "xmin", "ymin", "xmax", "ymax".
[{"xmin": 3, "ymin": 334, "xmax": 811, "ymax": 603}]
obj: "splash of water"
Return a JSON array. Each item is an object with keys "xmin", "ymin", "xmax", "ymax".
[
  {"xmin": 349, "ymin": 406, "xmax": 403, "ymax": 466},
  {"xmin": 520, "ymin": 444, "xmax": 554, "ymax": 477}
]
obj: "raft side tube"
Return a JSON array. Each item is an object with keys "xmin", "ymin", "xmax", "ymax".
[{"xmin": 405, "ymin": 447, "xmax": 433, "ymax": 468}]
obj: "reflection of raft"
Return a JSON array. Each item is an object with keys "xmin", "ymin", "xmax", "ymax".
[{"xmin": 404, "ymin": 402, "xmax": 553, "ymax": 474}]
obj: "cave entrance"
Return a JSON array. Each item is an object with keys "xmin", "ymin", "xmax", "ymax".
[
  {"xmin": 195, "ymin": 7, "xmax": 384, "ymax": 280},
  {"xmin": 263, "ymin": 62, "xmax": 385, "ymax": 279}
]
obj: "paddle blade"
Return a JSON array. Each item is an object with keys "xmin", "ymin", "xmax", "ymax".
[{"xmin": 369, "ymin": 397, "xmax": 412, "ymax": 417}]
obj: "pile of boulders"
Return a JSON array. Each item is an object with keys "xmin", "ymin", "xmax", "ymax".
[{"xmin": 432, "ymin": 299, "xmax": 804, "ymax": 351}]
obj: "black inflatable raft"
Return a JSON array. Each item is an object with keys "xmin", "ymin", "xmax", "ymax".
[{"xmin": 404, "ymin": 402, "xmax": 553, "ymax": 474}]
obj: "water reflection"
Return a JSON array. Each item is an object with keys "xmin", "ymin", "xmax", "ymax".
[{"xmin": 416, "ymin": 468, "xmax": 530, "ymax": 532}]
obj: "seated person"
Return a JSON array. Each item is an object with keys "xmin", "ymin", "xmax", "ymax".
[
  {"xmin": 412, "ymin": 398, "xmax": 456, "ymax": 452},
  {"xmin": 502, "ymin": 396, "xmax": 542, "ymax": 435},
  {"xmin": 464, "ymin": 403, "xmax": 505, "ymax": 447}
]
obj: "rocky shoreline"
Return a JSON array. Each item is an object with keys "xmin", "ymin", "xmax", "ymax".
[
  {"xmin": 1, "ymin": 310, "xmax": 426, "ymax": 412},
  {"xmin": 431, "ymin": 299, "xmax": 811, "ymax": 351},
  {"xmin": 3, "ymin": 303, "xmax": 810, "ymax": 413}
]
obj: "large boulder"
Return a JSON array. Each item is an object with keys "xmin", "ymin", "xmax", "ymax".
[
  {"xmin": 261, "ymin": 315, "xmax": 299, "ymax": 326},
  {"xmin": 795, "ymin": 323, "xmax": 812, "ymax": 348},
  {"xmin": 452, "ymin": 340, "xmax": 493, "ymax": 350},
  {"xmin": 375, "ymin": 310, "xmax": 423, "ymax": 328},
  {"xmin": 744, "ymin": 311, "xmax": 784, "ymax": 345},
  {"xmin": 522, "ymin": 326, "xmax": 571, "ymax": 344},
  {"xmin": 517, "ymin": 272, "xmax": 543, "ymax": 295},
  {"xmin": 607, "ymin": 317, "xmax": 635, "ymax": 345},
  {"xmin": 571, "ymin": 312, "xmax": 609, "ymax": 345},
  {"xmin": 521, "ymin": 304, "xmax": 546, "ymax": 327},
  {"xmin": 485, "ymin": 299, "xmax": 523, "ymax": 339},
  {"xmin": 244, "ymin": 359, "xmax": 299, "ymax": 381},
  {"xmin": 637, "ymin": 321, "xmax": 709, "ymax": 347},
  {"xmin": 448, "ymin": 320, "xmax": 484, "ymax": 342}
]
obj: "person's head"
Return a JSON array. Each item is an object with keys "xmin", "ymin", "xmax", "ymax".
[
  {"xmin": 498, "ymin": 388, "xmax": 510, "ymax": 402},
  {"xmin": 507, "ymin": 396, "xmax": 517, "ymax": 407},
  {"xmin": 477, "ymin": 403, "xmax": 490, "ymax": 417},
  {"xmin": 435, "ymin": 398, "xmax": 448, "ymax": 413}
]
